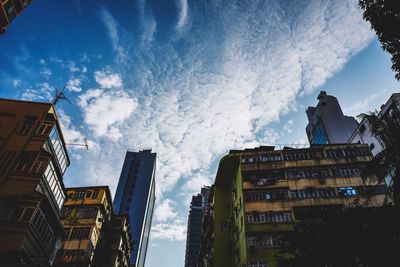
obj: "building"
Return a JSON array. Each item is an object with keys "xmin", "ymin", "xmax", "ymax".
[
  {"xmin": 0, "ymin": 0, "xmax": 32, "ymax": 34},
  {"xmin": 198, "ymin": 144, "xmax": 388, "ymax": 267},
  {"xmin": 102, "ymin": 214, "xmax": 133, "ymax": 267},
  {"xmin": 349, "ymin": 93, "xmax": 400, "ymax": 156},
  {"xmin": 54, "ymin": 186, "xmax": 132, "ymax": 267},
  {"xmin": 0, "ymin": 98, "xmax": 70, "ymax": 266},
  {"xmin": 113, "ymin": 149, "xmax": 156, "ymax": 267},
  {"xmin": 306, "ymin": 91, "xmax": 358, "ymax": 144},
  {"xmin": 184, "ymin": 186, "xmax": 210, "ymax": 267}
]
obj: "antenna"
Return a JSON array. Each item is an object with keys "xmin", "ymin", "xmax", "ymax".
[
  {"xmin": 66, "ymin": 138, "xmax": 89, "ymax": 150},
  {"xmin": 52, "ymin": 85, "xmax": 71, "ymax": 105}
]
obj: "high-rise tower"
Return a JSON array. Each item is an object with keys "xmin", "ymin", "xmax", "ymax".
[
  {"xmin": 306, "ymin": 91, "xmax": 358, "ymax": 144},
  {"xmin": 184, "ymin": 186, "xmax": 210, "ymax": 267},
  {"xmin": 114, "ymin": 149, "xmax": 156, "ymax": 267}
]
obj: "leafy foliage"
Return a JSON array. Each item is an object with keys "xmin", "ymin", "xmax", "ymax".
[
  {"xmin": 359, "ymin": 0, "xmax": 400, "ymax": 80},
  {"xmin": 277, "ymin": 206, "xmax": 400, "ymax": 267},
  {"xmin": 359, "ymin": 106, "xmax": 400, "ymax": 206}
]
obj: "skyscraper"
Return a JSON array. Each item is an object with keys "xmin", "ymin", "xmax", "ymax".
[
  {"xmin": 0, "ymin": 98, "xmax": 70, "ymax": 266},
  {"xmin": 184, "ymin": 186, "xmax": 210, "ymax": 267},
  {"xmin": 114, "ymin": 149, "xmax": 156, "ymax": 267},
  {"xmin": 306, "ymin": 91, "xmax": 358, "ymax": 144},
  {"xmin": 0, "ymin": 0, "xmax": 32, "ymax": 34}
]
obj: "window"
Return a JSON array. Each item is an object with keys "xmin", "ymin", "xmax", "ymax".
[
  {"xmin": 44, "ymin": 161, "xmax": 65, "ymax": 208},
  {"xmin": 92, "ymin": 190, "xmax": 99, "ymax": 199},
  {"xmin": 246, "ymin": 170, "xmax": 283, "ymax": 186},
  {"xmin": 17, "ymin": 116, "xmax": 37, "ymax": 135},
  {"xmin": 32, "ymin": 208, "xmax": 55, "ymax": 244},
  {"xmin": 35, "ymin": 114, "xmax": 54, "ymax": 135},
  {"xmin": 72, "ymin": 191, "xmax": 85, "ymax": 200},
  {"xmin": 312, "ymin": 119, "xmax": 329, "ymax": 144},
  {"xmin": 356, "ymin": 147, "xmax": 370, "ymax": 156},
  {"xmin": 75, "ymin": 207, "xmax": 98, "ymax": 219},
  {"xmin": 0, "ymin": 150, "xmax": 17, "ymax": 175},
  {"xmin": 336, "ymin": 166, "xmax": 360, "ymax": 177},
  {"xmin": 259, "ymin": 153, "xmax": 281, "ymax": 162},
  {"xmin": 244, "ymin": 190, "xmax": 289, "ymax": 201},
  {"xmin": 66, "ymin": 227, "xmax": 92, "ymax": 240},
  {"xmin": 48, "ymin": 127, "xmax": 68, "ymax": 174},
  {"xmin": 247, "ymin": 234, "xmax": 281, "ymax": 248},
  {"xmin": 31, "ymin": 158, "xmax": 48, "ymax": 174},
  {"xmin": 246, "ymin": 211, "xmax": 293, "ymax": 224},
  {"xmin": 283, "ymin": 151, "xmax": 313, "ymax": 161},
  {"xmin": 290, "ymin": 188, "xmax": 336, "ymax": 199},
  {"xmin": 358, "ymin": 185, "xmax": 387, "ymax": 196},
  {"xmin": 338, "ymin": 187, "xmax": 358, "ymax": 196},
  {"xmin": 326, "ymin": 149, "xmax": 337, "ymax": 158},
  {"xmin": 4, "ymin": 1, "xmax": 17, "ymax": 21},
  {"xmin": 14, "ymin": 151, "xmax": 37, "ymax": 173}
]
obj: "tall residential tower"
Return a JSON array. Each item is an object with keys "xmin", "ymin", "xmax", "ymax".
[
  {"xmin": 306, "ymin": 91, "xmax": 358, "ymax": 144},
  {"xmin": 184, "ymin": 186, "xmax": 211, "ymax": 267},
  {"xmin": 114, "ymin": 149, "xmax": 156, "ymax": 267}
]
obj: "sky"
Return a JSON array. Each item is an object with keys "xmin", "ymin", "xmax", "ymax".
[{"xmin": 0, "ymin": 0, "xmax": 399, "ymax": 266}]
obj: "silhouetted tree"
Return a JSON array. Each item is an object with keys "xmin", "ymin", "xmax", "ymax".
[
  {"xmin": 359, "ymin": 0, "xmax": 400, "ymax": 80},
  {"xmin": 359, "ymin": 107, "xmax": 400, "ymax": 206},
  {"xmin": 277, "ymin": 206, "xmax": 400, "ymax": 267}
]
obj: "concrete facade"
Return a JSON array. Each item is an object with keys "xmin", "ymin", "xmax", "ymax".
[{"xmin": 199, "ymin": 144, "xmax": 388, "ymax": 267}]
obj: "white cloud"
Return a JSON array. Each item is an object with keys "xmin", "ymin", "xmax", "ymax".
[
  {"xmin": 57, "ymin": 109, "xmax": 91, "ymax": 148},
  {"xmin": 94, "ymin": 70, "xmax": 123, "ymax": 89},
  {"xmin": 67, "ymin": 61, "xmax": 80, "ymax": 73},
  {"xmin": 151, "ymin": 220, "xmax": 186, "ymax": 241},
  {"xmin": 154, "ymin": 199, "xmax": 178, "ymax": 222},
  {"xmin": 283, "ymin": 119, "xmax": 294, "ymax": 133},
  {"xmin": 344, "ymin": 92, "xmax": 384, "ymax": 116},
  {"xmin": 78, "ymin": 87, "xmax": 137, "ymax": 140},
  {"xmin": 98, "ymin": 7, "xmax": 128, "ymax": 64},
  {"xmin": 21, "ymin": 82, "xmax": 53, "ymax": 102},
  {"xmin": 40, "ymin": 67, "xmax": 52, "ymax": 77},
  {"xmin": 176, "ymin": 0, "xmax": 188, "ymax": 30},
  {"xmin": 13, "ymin": 79, "xmax": 21, "ymax": 87},
  {"xmin": 180, "ymin": 173, "xmax": 211, "ymax": 203},
  {"xmin": 66, "ymin": 78, "xmax": 82, "ymax": 92}
]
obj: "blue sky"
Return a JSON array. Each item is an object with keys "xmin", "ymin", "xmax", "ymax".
[{"xmin": 0, "ymin": 0, "xmax": 399, "ymax": 266}]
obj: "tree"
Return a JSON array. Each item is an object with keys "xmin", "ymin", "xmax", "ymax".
[
  {"xmin": 359, "ymin": 0, "xmax": 400, "ymax": 80},
  {"xmin": 277, "ymin": 206, "xmax": 400, "ymax": 267},
  {"xmin": 359, "ymin": 107, "xmax": 400, "ymax": 206}
]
